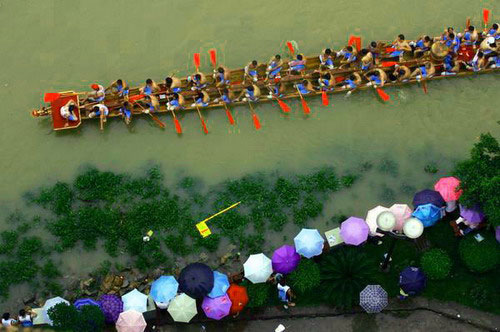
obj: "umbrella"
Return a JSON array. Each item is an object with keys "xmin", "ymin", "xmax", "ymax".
[
  {"xmin": 122, "ymin": 289, "xmax": 148, "ymax": 313},
  {"xmin": 243, "ymin": 253, "xmax": 273, "ymax": 284},
  {"xmin": 434, "ymin": 177, "xmax": 462, "ymax": 202},
  {"xmin": 43, "ymin": 296, "xmax": 70, "ymax": 326},
  {"xmin": 340, "ymin": 217, "xmax": 369, "ymax": 246},
  {"xmin": 365, "ymin": 206, "xmax": 390, "ymax": 236},
  {"xmin": 207, "ymin": 271, "xmax": 230, "ymax": 298},
  {"xmin": 496, "ymin": 226, "xmax": 500, "ymax": 243},
  {"xmin": 399, "ymin": 267, "xmax": 427, "ymax": 295},
  {"xmin": 272, "ymin": 244, "xmax": 301, "ymax": 274},
  {"xmin": 389, "ymin": 204, "xmax": 412, "ymax": 231},
  {"xmin": 377, "ymin": 211, "xmax": 396, "ymax": 231},
  {"xmin": 293, "ymin": 228, "xmax": 324, "ymax": 258},
  {"xmin": 459, "ymin": 205, "xmax": 485, "ymax": 225},
  {"xmin": 202, "ymin": 294, "xmax": 232, "ymax": 320},
  {"xmin": 116, "ymin": 310, "xmax": 147, "ymax": 332},
  {"xmin": 74, "ymin": 298, "xmax": 102, "ymax": 310},
  {"xmin": 167, "ymin": 293, "xmax": 197, "ymax": 323},
  {"xmin": 412, "ymin": 189, "xmax": 445, "ymax": 208},
  {"xmin": 412, "ymin": 203, "xmax": 441, "ymax": 227},
  {"xmin": 402, "ymin": 217, "xmax": 424, "ymax": 239},
  {"xmin": 99, "ymin": 294, "xmax": 123, "ymax": 324},
  {"xmin": 179, "ymin": 263, "xmax": 214, "ymax": 299},
  {"xmin": 359, "ymin": 285, "xmax": 388, "ymax": 313},
  {"xmin": 227, "ymin": 284, "xmax": 249, "ymax": 315},
  {"xmin": 150, "ymin": 276, "xmax": 178, "ymax": 304}
]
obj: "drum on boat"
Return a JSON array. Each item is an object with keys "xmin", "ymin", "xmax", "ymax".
[{"xmin": 430, "ymin": 42, "xmax": 449, "ymax": 63}]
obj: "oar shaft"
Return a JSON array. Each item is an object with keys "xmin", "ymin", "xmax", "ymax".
[{"xmin": 199, "ymin": 201, "xmax": 242, "ymax": 224}]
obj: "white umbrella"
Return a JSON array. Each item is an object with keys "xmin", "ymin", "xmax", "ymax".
[
  {"xmin": 389, "ymin": 204, "xmax": 413, "ymax": 231},
  {"xmin": 243, "ymin": 253, "xmax": 273, "ymax": 283},
  {"xmin": 365, "ymin": 206, "xmax": 390, "ymax": 236},
  {"xmin": 403, "ymin": 218, "xmax": 424, "ymax": 239},
  {"xmin": 122, "ymin": 289, "xmax": 148, "ymax": 313},
  {"xmin": 42, "ymin": 296, "xmax": 69, "ymax": 326},
  {"xmin": 294, "ymin": 228, "xmax": 324, "ymax": 258},
  {"xmin": 167, "ymin": 293, "xmax": 197, "ymax": 323}
]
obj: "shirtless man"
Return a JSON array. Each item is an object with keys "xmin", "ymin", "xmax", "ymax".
[
  {"xmin": 359, "ymin": 49, "xmax": 374, "ymax": 71},
  {"xmin": 167, "ymin": 93, "xmax": 185, "ymax": 111},
  {"xmin": 213, "ymin": 66, "xmax": 231, "ymax": 88},
  {"xmin": 191, "ymin": 90, "xmax": 210, "ymax": 107},
  {"xmin": 105, "ymin": 79, "xmax": 129, "ymax": 98},
  {"xmin": 319, "ymin": 48, "xmax": 335, "ymax": 69},
  {"xmin": 141, "ymin": 94, "xmax": 159, "ymax": 113},
  {"xmin": 245, "ymin": 60, "xmax": 259, "ymax": 82},
  {"xmin": 340, "ymin": 72, "xmax": 363, "ymax": 92},
  {"xmin": 479, "ymin": 37, "xmax": 497, "ymax": 56},
  {"xmin": 389, "ymin": 34, "xmax": 412, "ymax": 60},
  {"xmin": 462, "ymin": 26, "xmax": 479, "ymax": 47},
  {"xmin": 188, "ymin": 73, "xmax": 207, "ymax": 91},
  {"xmin": 467, "ymin": 51, "xmax": 487, "ymax": 71},
  {"xmin": 140, "ymin": 79, "xmax": 160, "ymax": 95},
  {"xmin": 318, "ymin": 73, "xmax": 334, "ymax": 91},
  {"xmin": 266, "ymin": 54, "xmax": 283, "ymax": 80},
  {"xmin": 338, "ymin": 46, "xmax": 357, "ymax": 67},
  {"xmin": 393, "ymin": 64, "xmax": 411, "ymax": 82},
  {"xmin": 294, "ymin": 79, "xmax": 314, "ymax": 95},
  {"xmin": 165, "ymin": 76, "xmax": 183, "ymax": 93},
  {"xmin": 238, "ymin": 84, "xmax": 261, "ymax": 102},
  {"xmin": 411, "ymin": 36, "xmax": 432, "ymax": 57},
  {"xmin": 410, "ymin": 62, "xmax": 435, "ymax": 81},
  {"xmin": 366, "ymin": 68, "xmax": 388, "ymax": 87}
]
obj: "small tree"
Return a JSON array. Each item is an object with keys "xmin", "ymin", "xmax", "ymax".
[
  {"xmin": 48, "ymin": 302, "xmax": 79, "ymax": 330},
  {"xmin": 79, "ymin": 305, "xmax": 105, "ymax": 332},
  {"xmin": 420, "ymin": 249, "xmax": 452, "ymax": 280},
  {"xmin": 459, "ymin": 234, "xmax": 500, "ymax": 273},
  {"xmin": 288, "ymin": 259, "xmax": 321, "ymax": 294}
]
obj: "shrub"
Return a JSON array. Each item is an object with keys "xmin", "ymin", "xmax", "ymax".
[
  {"xmin": 0, "ymin": 231, "xmax": 19, "ymax": 255},
  {"xmin": 320, "ymin": 247, "xmax": 377, "ymax": 309},
  {"xmin": 341, "ymin": 174, "xmax": 358, "ymax": 188},
  {"xmin": 378, "ymin": 158, "xmax": 399, "ymax": 177},
  {"xmin": 79, "ymin": 305, "xmax": 105, "ymax": 332},
  {"xmin": 459, "ymin": 234, "xmax": 499, "ymax": 273},
  {"xmin": 288, "ymin": 260, "xmax": 321, "ymax": 294},
  {"xmin": 48, "ymin": 302, "xmax": 79, "ymax": 330},
  {"xmin": 420, "ymin": 249, "xmax": 452, "ymax": 280},
  {"xmin": 245, "ymin": 282, "xmax": 270, "ymax": 308}
]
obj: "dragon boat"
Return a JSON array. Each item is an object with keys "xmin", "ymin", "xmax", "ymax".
[{"xmin": 31, "ymin": 26, "xmax": 498, "ymax": 132}]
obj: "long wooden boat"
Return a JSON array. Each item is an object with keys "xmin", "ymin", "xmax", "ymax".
[{"xmin": 31, "ymin": 33, "xmax": 499, "ymax": 132}]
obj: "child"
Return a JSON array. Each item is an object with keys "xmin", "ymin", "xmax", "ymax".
[{"xmin": 277, "ymin": 278, "xmax": 296, "ymax": 309}]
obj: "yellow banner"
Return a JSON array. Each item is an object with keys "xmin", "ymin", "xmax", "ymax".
[{"xmin": 196, "ymin": 222, "xmax": 212, "ymax": 238}]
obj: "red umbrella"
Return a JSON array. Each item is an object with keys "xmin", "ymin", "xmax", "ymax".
[
  {"xmin": 434, "ymin": 177, "xmax": 462, "ymax": 202},
  {"xmin": 226, "ymin": 284, "xmax": 248, "ymax": 315}
]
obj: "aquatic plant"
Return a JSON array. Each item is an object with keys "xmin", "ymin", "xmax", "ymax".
[
  {"xmin": 377, "ymin": 158, "xmax": 399, "ymax": 177},
  {"xmin": 360, "ymin": 161, "xmax": 374, "ymax": 172},
  {"xmin": 164, "ymin": 234, "xmax": 192, "ymax": 256},
  {"xmin": 400, "ymin": 183, "xmax": 417, "ymax": 196},
  {"xmin": 41, "ymin": 259, "xmax": 62, "ymax": 279},
  {"xmin": 378, "ymin": 185, "xmax": 396, "ymax": 204},
  {"xmin": 268, "ymin": 213, "xmax": 288, "ymax": 232},
  {"xmin": 74, "ymin": 167, "xmax": 125, "ymax": 202},
  {"xmin": 274, "ymin": 177, "xmax": 300, "ymax": 207},
  {"xmin": 0, "ymin": 230, "xmax": 19, "ymax": 255},
  {"xmin": 288, "ymin": 260, "xmax": 321, "ymax": 295},
  {"xmin": 459, "ymin": 234, "xmax": 499, "ymax": 273},
  {"xmin": 293, "ymin": 194, "xmax": 324, "ymax": 227},
  {"xmin": 341, "ymin": 174, "xmax": 358, "ymax": 188},
  {"xmin": 424, "ymin": 163, "xmax": 439, "ymax": 174},
  {"xmin": 30, "ymin": 182, "xmax": 73, "ymax": 215},
  {"xmin": 298, "ymin": 166, "xmax": 339, "ymax": 193},
  {"xmin": 420, "ymin": 249, "xmax": 452, "ymax": 280},
  {"xmin": 243, "ymin": 234, "xmax": 265, "ymax": 254}
]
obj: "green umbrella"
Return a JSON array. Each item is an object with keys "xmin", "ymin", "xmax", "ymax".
[{"xmin": 167, "ymin": 293, "xmax": 197, "ymax": 323}]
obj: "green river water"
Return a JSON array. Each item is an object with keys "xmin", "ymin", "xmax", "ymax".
[{"xmin": 0, "ymin": 0, "xmax": 498, "ymax": 309}]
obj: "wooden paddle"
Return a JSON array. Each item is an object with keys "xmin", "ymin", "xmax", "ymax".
[
  {"xmin": 193, "ymin": 98, "xmax": 208, "ymax": 134},
  {"xmin": 286, "ymin": 41, "xmax": 295, "ymax": 56},
  {"xmin": 247, "ymin": 101, "xmax": 261, "ymax": 130},
  {"xmin": 132, "ymin": 101, "xmax": 166, "ymax": 128},
  {"xmin": 266, "ymin": 86, "xmax": 291, "ymax": 113},
  {"xmin": 296, "ymin": 86, "xmax": 311, "ymax": 114},
  {"xmin": 208, "ymin": 49, "xmax": 235, "ymax": 125},
  {"xmin": 466, "ymin": 17, "xmax": 471, "ymax": 30},
  {"xmin": 422, "ymin": 80, "xmax": 428, "ymax": 94},
  {"xmin": 164, "ymin": 94, "xmax": 182, "ymax": 134},
  {"xmin": 99, "ymin": 111, "xmax": 104, "ymax": 131},
  {"xmin": 193, "ymin": 53, "xmax": 201, "ymax": 72},
  {"xmin": 217, "ymin": 89, "xmax": 235, "ymax": 125},
  {"xmin": 483, "ymin": 9, "xmax": 490, "ymax": 29}
]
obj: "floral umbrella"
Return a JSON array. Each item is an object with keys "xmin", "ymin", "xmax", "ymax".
[
  {"xmin": 389, "ymin": 204, "xmax": 413, "ymax": 231},
  {"xmin": 202, "ymin": 294, "xmax": 232, "ymax": 320},
  {"xmin": 340, "ymin": 217, "xmax": 369, "ymax": 246},
  {"xmin": 99, "ymin": 294, "xmax": 123, "ymax": 324},
  {"xmin": 359, "ymin": 285, "xmax": 388, "ymax": 313}
]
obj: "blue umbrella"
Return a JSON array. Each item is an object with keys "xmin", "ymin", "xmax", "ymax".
[
  {"xmin": 359, "ymin": 285, "xmax": 388, "ymax": 313},
  {"xmin": 150, "ymin": 276, "xmax": 179, "ymax": 304},
  {"xmin": 207, "ymin": 271, "xmax": 230, "ymax": 298},
  {"xmin": 293, "ymin": 228, "xmax": 324, "ymax": 258},
  {"xmin": 412, "ymin": 203, "xmax": 441, "ymax": 227},
  {"xmin": 74, "ymin": 298, "xmax": 102, "ymax": 310},
  {"xmin": 412, "ymin": 189, "xmax": 445, "ymax": 208},
  {"xmin": 179, "ymin": 263, "xmax": 214, "ymax": 299},
  {"xmin": 399, "ymin": 267, "xmax": 427, "ymax": 295}
]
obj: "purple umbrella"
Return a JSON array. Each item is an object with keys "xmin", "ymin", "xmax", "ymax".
[
  {"xmin": 412, "ymin": 189, "xmax": 445, "ymax": 208},
  {"xmin": 74, "ymin": 298, "xmax": 102, "ymax": 311},
  {"xmin": 340, "ymin": 217, "xmax": 369, "ymax": 246},
  {"xmin": 459, "ymin": 205, "xmax": 485, "ymax": 225},
  {"xmin": 496, "ymin": 226, "xmax": 500, "ymax": 243},
  {"xmin": 202, "ymin": 294, "xmax": 232, "ymax": 320},
  {"xmin": 272, "ymin": 245, "xmax": 301, "ymax": 274},
  {"xmin": 98, "ymin": 294, "xmax": 123, "ymax": 324},
  {"xmin": 399, "ymin": 267, "xmax": 427, "ymax": 295}
]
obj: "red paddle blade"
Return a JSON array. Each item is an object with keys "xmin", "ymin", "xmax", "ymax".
[
  {"xmin": 129, "ymin": 94, "xmax": 145, "ymax": 102},
  {"xmin": 193, "ymin": 53, "xmax": 201, "ymax": 70},
  {"xmin": 348, "ymin": 36, "xmax": 361, "ymax": 51},
  {"xmin": 376, "ymin": 88, "xmax": 390, "ymax": 102},
  {"xmin": 44, "ymin": 93, "xmax": 60, "ymax": 103},
  {"xmin": 385, "ymin": 47, "xmax": 396, "ymax": 53},
  {"xmin": 321, "ymin": 91, "xmax": 329, "ymax": 106},
  {"xmin": 422, "ymin": 82, "xmax": 428, "ymax": 94},
  {"xmin": 277, "ymin": 99, "xmax": 290, "ymax": 113},
  {"xmin": 201, "ymin": 118, "xmax": 208, "ymax": 134},
  {"xmin": 382, "ymin": 61, "xmax": 398, "ymax": 67},
  {"xmin": 174, "ymin": 118, "xmax": 182, "ymax": 134},
  {"xmin": 466, "ymin": 18, "xmax": 471, "ymax": 29},
  {"xmin": 286, "ymin": 41, "xmax": 295, "ymax": 55},
  {"xmin": 225, "ymin": 109, "xmax": 235, "ymax": 125},
  {"xmin": 301, "ymin": 98, "xmax": 311, "ymax": 114},
  {"xmin": 348, "ymin": 35, "xmax": 356, "ymax": 46},
  {"xmin": 209, "ymin": 49, "xmax": 217, "ymax": 68},
  {"xmin": 252, "ymin": 113, "xmax": 261, "ymax": 130},
  {"xmin": 483, "ymin": 9, "xmax": 490, "ymax": 25}
]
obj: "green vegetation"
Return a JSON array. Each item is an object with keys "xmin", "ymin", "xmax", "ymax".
[
  {"xmin": 244, "ymin": 281, "xmax": 271, "ymax": 308},
  {"xmin": 420, "ymin": 249, "xmax": 452, "ymax": 280},
  {"xmin": 48, "ymin": 302, "xmax": 105, "ymax": 332},
  {"xmin": 288, "ymin": 259, "xmax": 321, "ymax": 295},
  {"xmin": 424, "ymin": 163, "xmax": 439, "ymax": 174},
  {"xmin": 459, "ymin": 234, "xmax": 499, "ymax": 273}
]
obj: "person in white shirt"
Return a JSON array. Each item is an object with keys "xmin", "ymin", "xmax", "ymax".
[
  {"xmin": 277, "ymin": 278, "xmax": 295, "ymax": 309},
  {"xmin": 18, "ymin": 309, "xmax": 36, "ymax": 327},
  {"xmin": 2, "ymin": 312, "xmax": 17, "ymax": 328},
  {"xmin": 59, "ymin": 99, "xmax": 78, "ymax": 126}
]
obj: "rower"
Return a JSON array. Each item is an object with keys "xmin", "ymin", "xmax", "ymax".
[
  {"xmin": 441, "ymin": 58, "xmax": 462, "ymax": 76},
  {"xmin": 142, "ymin": 94, "xmax": 159, "ymax": 113},
  {"xmin": 245, "ymin": 60, "xmax": 259, "ymax": 82},
  {"xmin": 266, "ymin": 54, "xmax": 283, "ymax": 80},
  {"xmin": 445, "ymin": 32, "xmax": 461, "ymax": 54},
  {"xmin": 106, "ymin": 79, "xmax": 129, "ymax": 98},
  {"xmin": 288, "ymin": 54, "xmax": 307, "ymax": 73},
  {"xmin": 188, "ymin": 73, "xmax": 207, "ymax": 91},
  {"xmin": 359, "ymin": 49, "xmax": 373, "ymax": 71},
  {"xmin": 339, "ymin": 72, "xmax": 362, "ymax": 91},
  {"xmin": 389, "ymin": 34, "xmax": 411, "ymax": 60},
  {"xmin": 318, "ymin": 73, "xmax": 334, "ymax": 91},
  {"xmin": 86, "ymin": 83, "xmax": 105, "ymax": 102},
  {"xmin": 165, "ymin": 76, "xmax": 182, "ymax": 93},
  {"xmin": 60, "ymin": 99, "xmax": 78, "ymax": 126},
  {"xmin": 319, "ymin": 48, "xmax": 335, "ymax": 69},
  {"xmin": 467, "ymin": 51, "xmax": 487, "ymax": 72},
  {"xmin": 213, "ymin": 66, "xmax": 231, "ymax": 88},
  {"xmin": 119, "ymin": 101, "xmax": 132, "ymax": 125},
  {"xmin": 294, "ymin": 79, "xmax": 314, "ymax": 95},
  {"xmin": 410, "ymin": 62, "xmax": 435, "ymax": 81},
  {"xmin": 266, "ymin": 78, "xmax": 285, "ymax": 99},
  {"xmin": 486, "ymin": 23, "xmax": 498, "ymax": 40},
  {"xmin": 462, "ymin": 26, "xmax": 478, "ymax": 46},
  {"xmin": 214, "ymin": 87, "xmax": 235, "ymax": 104},
  {"xmin": 368, "ymin": 41, "xmax": 381, "ymax": 63},
  {"xmin": 140, "ymin": 79, "xmax": 160, "ymax": 95},
  {"xmin": 88, "ymin": 103, "xmax": 109, "ymax": 121},
  {"xmin": 338, "ymin": 46, "xmax": 357, "ymax": 66},
  {"xmin": 166, "ymin": 93, "xmax": 185, "ymax": 111},
  {"xmin": 191, "ymin": 90, "xmax": 210, "ymax": 107},
  {"xmin": 411, "ymin": 35, "xmax": 432, "ymax": 57},
  {"xmin": 366, "ymin": 68, "xmax": 387, "ymax": 87},
  {"xmin": 238, "ymin": 84, "xmax": 261, "ymax": 102},
  {"xmin": 480, "ymin": 37, "xmax": 497, "ymax": 56},
  {"xmin": 393, "ymin": 64, "xmax": 411, "ymax": 82}
]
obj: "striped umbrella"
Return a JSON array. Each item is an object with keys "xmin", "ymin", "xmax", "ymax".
[{"xmin": 359, "ymin": 285, "xmax": 388, "ymax": 313}]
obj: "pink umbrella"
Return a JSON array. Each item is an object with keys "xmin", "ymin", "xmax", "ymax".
[
  {"xmin": 116, "ymin": 310, "xmax": 146, "ymax": 332},
  {"xmin": 202, "ymin": 294, "xmax": 232, "ymax": 320},
  {"xmin": 434, "ymin": 177, "xmax": 462, "ymax": 202},
  {"xmin": 340, "ymin": 217, "xmax": 369, "ymax": 246},
  {"xmin": 389, "ymin": 204, "xmax": 413, "ymax": 231}
]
